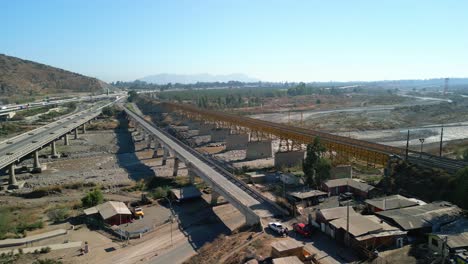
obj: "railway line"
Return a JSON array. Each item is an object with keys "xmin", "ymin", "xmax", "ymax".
[{"xmin": 162, "ymin": 102, "xmax": 468, "ymax": 173}]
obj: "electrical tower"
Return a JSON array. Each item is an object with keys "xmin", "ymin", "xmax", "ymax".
[{"xmin": 444, "ymin": 78, "xmax": 449, "ymax": 95}]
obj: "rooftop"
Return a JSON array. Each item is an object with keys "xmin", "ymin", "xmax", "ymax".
[
  {"xmin": 272, "ymin": 256, "xmax": 303, "ymax": 264},
  {"xmin": 365, "ymin": 195, "xmax": 419, "ymax": 211},
  {"xmin": 329, "ymin": 214, "xmax": 383, "ymax": 237},
  {"xmin": 271, "ymin": 238, "xmax": 303, "ymax": 252},
  {"xmin": 319, "ymin": 206, "xmax": 358, "ymax": 221},
  {"xmin": 376, "ymin": 201, "xmax": 462, "ymax": 231},
  {"xmin": 324, "ymin": 178, "xmax": 375, "ymax": 193},
  {"xmin": 433, "ymin": 218, "xmax": 468, "ymax": 249},
  {"xmin": 84, "ymin": 201, "xmax": 132, "ymax": 220},
  {"xmin": 288, "ymin": 189, "xmax": 327, "ymax": 200}
]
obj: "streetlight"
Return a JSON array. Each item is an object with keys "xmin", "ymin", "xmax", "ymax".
[
  {"xmin": 419, "ymin": 138, "xmax": 425, "ymax": 157},
  {"xmin": 164, "ymin": 196, "xmax": 175, "ymax": 247}
]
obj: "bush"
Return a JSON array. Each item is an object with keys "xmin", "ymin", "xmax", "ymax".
[
  {"xmin": 81, "ymin": 189, "xmax": 104, "ymax": 208},
  {"xmin": 39, "ymin": 247, "xmax": 51, "ymax": 254},
  {"xmin": 102, "ymin": 106, "xmax": 117, "ymax": 117},
  {"xmin": 151, "ymin": 186, "xmax": 170, "ymax": 199},
  {"xmin": 47, "ymin": 208, "xmax": 70, "ymax": 223}
]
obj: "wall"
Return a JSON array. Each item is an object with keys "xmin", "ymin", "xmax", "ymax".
[
  {"xmin": 246, "ymin": 140, "xmax": 272, "ymax": 160},
  {"xmin": 210, "ymin": 128, "xmax": 230, "ymax": 142},
  {"xmin": 275, "ymin": 151, "xmax": 305, "ymax": 168},
  {"xmin": 226, "ymin": 134, "xmax": 249, "ymax": 150}
]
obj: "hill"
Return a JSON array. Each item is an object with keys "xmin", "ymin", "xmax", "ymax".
[
  {"xmin": 0, "ymin": 54, "xmax": 110, "ymax": 102},
  {"xmin": 138, "ymin": 73, "xmax": 259, "ymax": 84}
]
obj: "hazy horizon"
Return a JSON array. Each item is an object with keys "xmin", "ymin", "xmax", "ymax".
[{"xmin": 2, "ymin": 1, "xmax": 467, "ymax": 83}]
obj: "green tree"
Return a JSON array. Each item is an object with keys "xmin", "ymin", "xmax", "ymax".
[
  {"xmin": 127, "ymin": 90, "xmax": 138, "ymax": 102},
  {"xmin": 303, "ymin": 137, "xmax": 330, "ymax": 187},
  {"xmin": 81, "ymin": 189, "xmax": 104, "ymax": 208},
  {"xmin": 462, "ymin": 149, "xmax": 468, "ymax": 161},
  {"xmin": 453, "ymin": 167, "xmax": 468, "ymax": 209}
]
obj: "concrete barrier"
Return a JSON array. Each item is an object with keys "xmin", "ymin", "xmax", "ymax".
[
  {"xmin": 226, "ymin": 134, "xmax": 249, "ymax": 150},
  {"xmin": 246, "ymin": 141, "xmax": 272, "ymax": 160},
  {"xmin": 210, "ymin": 128, "xmax": 230, "ymax": 142},
  {"xmin": 274, "ymin": 151, "xmax": 305, "ymax": 168}
]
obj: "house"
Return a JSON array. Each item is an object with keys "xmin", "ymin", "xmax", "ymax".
[
  {"xmin": 170, "ymin": 186, "xmax": 202, "ymax": 202},
  {"xmin": 272, "ymin": 256, "xmax": 303, "ymax": 264},
  {"xmin": 428, "ymin": 218, "xmax": 468, "ymax": 259},
  {"xmin": 376, "ymin": 201, "xmax": 462, "ymax": 235},
  {"xmin": 271, "ymin": 238, "xmax": 304, "ymax": 258},
  {"xmin": 83, "ymin": 201, "xmax": 132, "ymax": 226},
  {"xmin": 322, "ymin": 178, "xmax": 376, "ymax": 199},
  {"xmin": 365, "ymin": 195, "xmax": 419, "ymax": 213},
  {"xmin": 317, "ymin": 206, "xmax": 406, "ymax": 255},
  {"xmin": 287, "ymin": 188, "xmax": 327, "ymax": 207}
]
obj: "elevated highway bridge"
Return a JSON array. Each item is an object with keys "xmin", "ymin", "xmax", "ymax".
[{"xmin": 161, "ymin": 102, "xmax": 468, "ymax": 173}]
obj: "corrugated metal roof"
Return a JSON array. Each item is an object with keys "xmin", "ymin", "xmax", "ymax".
[
  {"xmin": 271, "ymin": 238, "xmax": 303, "ymax": 252},
  {"xmin": 376, "ymin": 202, "xmax": 461, "ymax": 231},
  {"xmin": 324, "ymin": 178, "xmax": 374, "ymax": 192},
  {"xmin": 87, "ymin": 201, "xmax": 132, "ymax": 220},
  {"xmin": 272, "ymin": 256, "xmax": 303, "ymax": 264},
  {"xmin": 288, "ymin": 189, "xmax": 327, "ymax": 200},
  {"xmin": 330, "ymin": 214, "xmax": 383, "ymax": 237},
  {"xmin": 365, "ymin": 195, "xmax": 419, "ymax": 211},
  {"xmin": 319, "ymin": 206, "xmax": 357, "ymax": 221}
]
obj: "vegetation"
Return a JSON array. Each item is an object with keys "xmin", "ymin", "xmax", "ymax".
[
  {"xmin": 127, "ymin": 90, "xmax": 138, "ymax": 102},
  {"xmin": 151, "ymin": 186, "xmax": 171, "ymax": 199},
  {"xmin": 47, "ymin": 207, "xmax": 70, "ymax": 223},
  {"xmin": 303, "ymin": 137, "xmax": 331, "ymax": 187},
  {"xmin": 463, "ymin": 149, "xmax": 468, "ymax": 161},
  {"xmin": 33, "ymin": 259, "xmax": 63, "ymax": 264},
  {"xmin": 101, "ymin": 105, "xmax": 118, "ymax": 117},
  {"xmin": 11, "ymin": 106, "xmax": 52, "ymax": 120},
  {"xmin": 38, "ymin": 102, "xmax": 76, "ymax": 121},
  {"xmin": 0, "ymin": 123, "xmax": 23, "ymax": 137},
  {"xmin": 0, "ymin": 207, "xmax": 44, "ymax": 239},
  {"xmin": 81, "ymin": 189, "xmax": 104, "ymax": 208}
]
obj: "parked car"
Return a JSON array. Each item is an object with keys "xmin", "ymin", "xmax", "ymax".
[
  {"xmin": 293, "ymin": 223, "xmax": 313, "ymax": 237},
  {"xmin": 132, "ymin": 207, "xmax": 144, "ymax": 219},
  {"xmin": 339, "ymin": 192, "xmax": 353, "ymax": 201},
  {"xmin": 268, "ymin": 222, "xmax": 286, "ymax": 236}
]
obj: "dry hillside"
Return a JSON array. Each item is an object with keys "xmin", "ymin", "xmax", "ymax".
[{"xmin": 0, "ymin": 54, "xmax": 109, "ymax": 99}]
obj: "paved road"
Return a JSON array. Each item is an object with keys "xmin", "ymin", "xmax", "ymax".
[
  {"xmin": 0, "ymin": 101, "xmax": 114, "ymax": 171},
  {"xmin": 124, "ymin": 107, "xmax": 274, "ymax": 220}
]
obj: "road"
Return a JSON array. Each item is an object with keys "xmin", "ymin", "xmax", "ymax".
[{"xmin": 0, "ymin": 101, "xmax": 115, "ymax": 172}]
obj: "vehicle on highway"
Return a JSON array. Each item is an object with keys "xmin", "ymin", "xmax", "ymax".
[
  {"xmin": 268, "ymin": 222, "xmax": 287, "ymax": 236},
  {"xmin": 293, "ymin": 223, "xmax": 313, "ymax": 237},
  {"xmin": 338, "ymin": 192, "xmax": 353, "ymax": 201}
]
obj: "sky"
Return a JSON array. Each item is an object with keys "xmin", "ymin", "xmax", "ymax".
[{"xmin": 1, "ymin": 0, "xmax": 468, "ymax": 83}]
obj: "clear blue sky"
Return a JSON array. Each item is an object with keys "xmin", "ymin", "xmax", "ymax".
[{"xmin": 1, "ymin": 0, "xmax": 467, "ymax": 82}]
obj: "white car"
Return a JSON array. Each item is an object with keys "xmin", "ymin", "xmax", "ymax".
[{"xmin": 268, "ymin": 222, "xmax": 285, "ymax": 235}]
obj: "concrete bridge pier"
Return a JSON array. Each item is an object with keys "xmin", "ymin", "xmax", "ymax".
[
  {"xmin": 152, "ymin": 141, "xmax": 161, "ymax": 158},
  {"xmin": 31, "ymin": 150, "xmax": 43, "ymax": 173},
  {"xmin": 8, "ymin": 163, "xmax": 17, "ymax": 186},
  {"xmin": 64, "ymin": 134, "xmax": 70, "ymax": 146},
  {"xmin": 172, "ymin": 157, "xmax": 180, "ymax": 177},
  {"xmin": 74, "ymin": 129, "xmax": 78, "ymax": 139},
  {"xmin": 211, "ymin": 188, "xmax": 220, "ymax": 205},
  {"xmin": 162, "ymin": 148, "xmax": 169, "ymax": 166},
  {"xmin": 146, "ymin": 136, "xmax": 152, "ymax": 149},
  {"xmin": 187, "ymin": 167, "xmax": 196, "ymax": 184},
  {"xmin": 82, "ymin": 124, "xmax": 86, "ymax": 134},
  {"xmin": 51, "ymin": 140, "xmax": 60, "ymax": 158}
]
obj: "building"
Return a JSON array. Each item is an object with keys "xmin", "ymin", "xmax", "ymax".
[
  {"xmin": 83, "ymin": 201, "xmax": 132, "ymax": 226},
  {"xmin": 279, "ymin": 173, "xmax": 302, "ymax": 185},
  {"xmin": 272, "ymin": 256, "xmax": 303, "ymax": 264},
  {"xmin": 428, "ymin": 218, "xmax": 468, "ymax": 259},
  {"xmin": 365, "ymin": 195, "xmax": 419, "ymax": 213},
  {"xmin": 271, "ymin": 238, "xmax": 304, "ymax": 258},
  {"xmin": 317, "ymin": 206, "xmax": 406, "ymax": 256},
  {"xmin": 322, "ymin": 178, "xmax": 376, "ymax": 199},
  {"xmin": 376, "ymin": 202, "xmax": 462, "ymax": 235},
  {"xmin": 288, "ymin": 188, "xmax": 327, "ymax": 207}
]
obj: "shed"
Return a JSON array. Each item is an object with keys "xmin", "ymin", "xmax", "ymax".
[
  {"xmin": 428, "ymin": 218, "xmax": 468, "ymax": 257},
  {"xmin": 272, "ymin": 256, "xmax": 303, "ymax": 264},
  {"xmin": 271, "ymin": 238, "xmax": 303, "ymax": 258},
  {"xmin": 288, "ymin": 189, "xmax": 327, "ymax": 207},
  {"xmin": 84, "ymin": 201, "xmax": 132, "ymax": 225}
]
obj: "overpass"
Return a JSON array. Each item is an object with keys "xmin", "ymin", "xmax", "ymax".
[
  {"xmin": 161, "ymin": 102, "xmax": 468, "ymax": 173},
  {"xmin": 0, "ymin": 101, "xmax": 115, "ymax": 188},
  {"xmin": 123, "ymin": 106, "xmax": 286, "ymax": 226}
]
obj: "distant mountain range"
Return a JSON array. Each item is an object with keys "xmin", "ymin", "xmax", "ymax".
[{"xmin": 138, "ymin": 73, "xmax": 259, "ymax": 84}]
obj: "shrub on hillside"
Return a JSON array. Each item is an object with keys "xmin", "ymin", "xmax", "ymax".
[{"xmin": 81, "ymin": 189, "xmax": 104, "ymax": 208}]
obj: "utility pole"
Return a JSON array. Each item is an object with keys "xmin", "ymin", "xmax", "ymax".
[
  {"xmin": 419, "ymin": 138, "xmax": 425, "ymax": 157},
  {"xmin": 439, "ymin": 125, "xmax": 444, "ymax": 157},
  {"xmin": 405, "ymin": 130, "xmax": 410, "ymax": 160}
]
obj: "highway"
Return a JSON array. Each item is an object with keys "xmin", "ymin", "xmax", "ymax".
[
  {"xmin": 123, "ymin": 106, "xmax": 283, "ymax": 224},
  {"xmin": 0, "ymin": 100, "xmax": 117, "ymax": 181}
]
